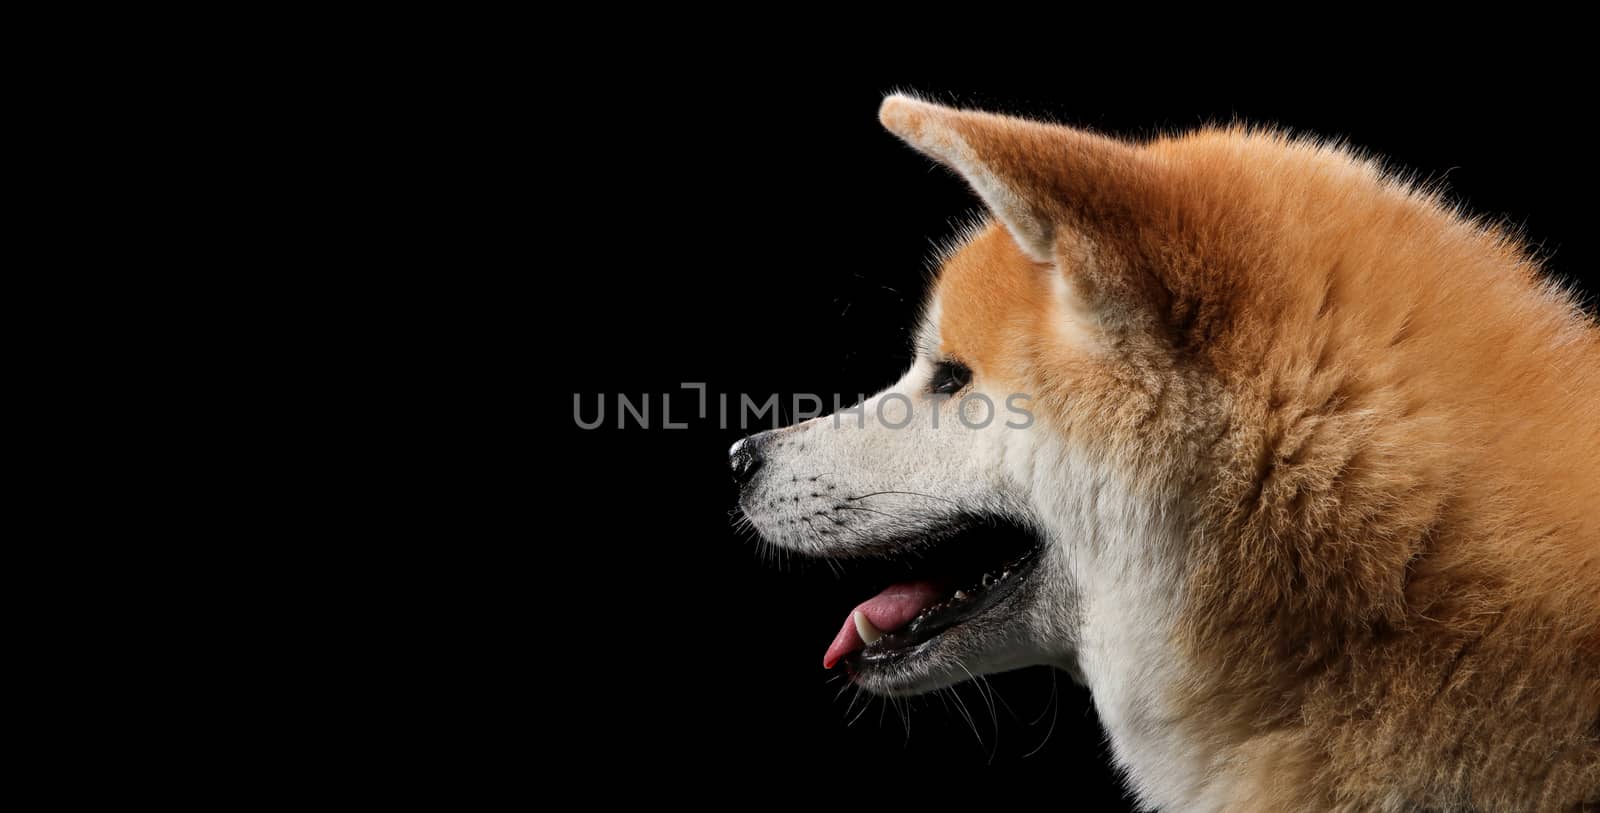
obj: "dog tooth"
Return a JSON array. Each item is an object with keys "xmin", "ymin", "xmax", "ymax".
[
  {"xmin": 853, "ymin": 610, "xmax": 883, "ymax": 645},
  {"xmin": 954, "ymin": 590, "xmax": 968, "ymax": 600}
]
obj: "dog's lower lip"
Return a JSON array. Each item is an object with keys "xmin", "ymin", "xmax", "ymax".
[
  {"xmin": 818, "ymin": 515, "xmax": 1044, "ymax": 671},
  {"xmin": 850, "ymin": 548, "xmax": 1038, "ymax": 666}
]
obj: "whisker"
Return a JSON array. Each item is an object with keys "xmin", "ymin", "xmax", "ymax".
[
  {"xmin": 832, "ymin": 504, "xmax": 898, "ymax": 519},
  {"xmin": 956, "ymin": 661, "xmax": 1000, "ymax": 763},
  {"xmin": 945, "ymin": 684, "xmax": 984, "ymax": 751},
  {"xmin": 1024, "ymin": 668, "xmax": 1061, "ymax": 759},
  {"xmin": 846, "ymin": 490, "xmax": 960, "ymax": 505},
  {"xmin": 847, "ymin": 690, "xmax": 874, "ymax": 727}
]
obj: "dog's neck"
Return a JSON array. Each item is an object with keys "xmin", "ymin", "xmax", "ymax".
[{"xmin": 1029, "ymin": 445, "xmax": 1218, "ymax": 810}]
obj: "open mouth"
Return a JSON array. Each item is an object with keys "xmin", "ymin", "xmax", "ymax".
[{"xmin": 821, "ymin": 515, "xmax": 1043, "ymax": 672}]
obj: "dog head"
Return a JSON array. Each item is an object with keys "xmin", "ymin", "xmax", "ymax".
[{"xmin": 732, "ymin": 93, "xmax": 1455, "ymax": 698}]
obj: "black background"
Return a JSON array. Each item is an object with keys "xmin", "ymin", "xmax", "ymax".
[{"xmin": 550, "ymin": 71, "xmax": 1595, "ymax": 795}]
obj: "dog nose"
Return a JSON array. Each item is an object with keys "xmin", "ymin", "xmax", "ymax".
[{"xmin": 729, "ymin": 434, "xmax": 768, "ymax": 487}]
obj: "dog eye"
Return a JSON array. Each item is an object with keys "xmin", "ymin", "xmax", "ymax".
[{"xmin": 929, "ymin": 360, "xmax": 972, "ymax": 395}]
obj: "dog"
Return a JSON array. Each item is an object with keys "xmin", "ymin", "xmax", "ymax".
[{"xmin": 730, "ymin": 94, "xmax": 1599, "ymax": 811}]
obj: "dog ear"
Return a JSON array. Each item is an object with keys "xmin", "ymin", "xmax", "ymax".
[{"xmin": 878, "ymin": 93, "xmax": 1156, "ymax": 267}]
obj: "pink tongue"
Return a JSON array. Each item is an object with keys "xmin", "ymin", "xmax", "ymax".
[{"xmin": 823, "ymin": 580, "xmax": 944, "ymax": 669}]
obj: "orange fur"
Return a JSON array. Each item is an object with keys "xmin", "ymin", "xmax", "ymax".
[{"xmin": 898, "ymin": 98, "xmax": 1600, "ymax": 811}]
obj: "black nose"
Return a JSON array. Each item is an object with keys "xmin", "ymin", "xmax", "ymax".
[{"xmin": 729, "ymin": 434, "xmax": 767, "ymax": 487}]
